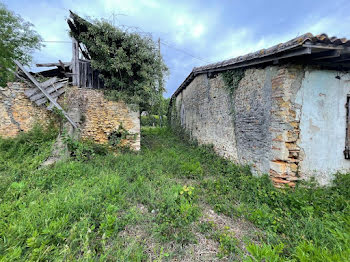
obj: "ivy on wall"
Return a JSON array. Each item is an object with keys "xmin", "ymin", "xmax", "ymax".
[
  {"xmin": 222, "ymin": 68, "xmax": 245, "ymax": 96},
  {"xmin": 221, "ymin": 68, "xmax": 246, "ymax": 118}
]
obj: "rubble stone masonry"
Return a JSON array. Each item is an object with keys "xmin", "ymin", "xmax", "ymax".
[
  {"xmin": 0, "ymin": 82, "xmax": 52, "ymax": 137},
  {"xmin": 0, "ymin": 83, "xmax": 140, "ymax": 151},
  {"xmin": 172, "ymin": 65, "xmax": 318, "ymax": 186}
]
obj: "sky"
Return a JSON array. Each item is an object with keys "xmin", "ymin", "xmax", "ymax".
[{"xmin": 3, "ymin": 0, "xmax": 350, "ymax": 97}]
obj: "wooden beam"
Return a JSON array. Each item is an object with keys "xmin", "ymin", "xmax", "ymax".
[
  {"xmin": 24, "ymin": 77, "xmax": 58, "ymax": 97},
  {"xmin": 14, "ymin": 60, "xmax": 77, "ymax": 129},
  {"xmin": 35, "ymin": 89, "xmax": 66, "ymax": 106},
  {"xmin": 72, "ymin": 38, "xmax": 80, "ymax": 86},
  {"xmin": 30, "ymin": 82, "xmax": 66, "ymax": 102},
  {"xmin": 310, "ymin": 50, "xmax": 341, "ymax": 60},
  {"xmin": 36, "ymin": 62, "xmax": 71, "ymax": 67},
  {"xmin": 303, "ymin": 43, "xmax": 344, "ymax": 50},
  {"xmin": 196, "ymin": 47, "xmax": 312, "ymax": 75}
]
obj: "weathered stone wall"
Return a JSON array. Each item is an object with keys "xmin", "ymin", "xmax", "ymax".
[
  {"xmin": 172, "ymin": 65, "xmax": 350, "ymax": 186},
  {"xmin": 0, "ymin": 83, "xmax": 140, "ymax": 151},
  {"xmin": 62, "ymin": 87, "xmax": 140, "ymax": 150},
  {"xmin": 268, "ymin": 66, "xmax": 305, "ymax": 187},
  {"xmin": 0, "ymin": 82, "xmax": 52, "ymax": 138},
  {"xmin": 171, "ymin": 65, "xmax": 350, "ymax": 186},
  {"xmin": 173, "ymin": 68, "xmax": 277, "ymax": 176},
  {"xmin": 174, "ymin": 74, "xmax": 238, "ymax": 160},
  {"xmin": 233, "ymin": 68, "xmax": 272, "ymax": 174}
]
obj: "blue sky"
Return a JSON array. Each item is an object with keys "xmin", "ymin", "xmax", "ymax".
[{"xmin": 3, "ymin": 0, "xmax": 350, "ymax": 97}]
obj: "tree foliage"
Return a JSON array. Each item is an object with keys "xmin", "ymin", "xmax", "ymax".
[
  {"xmin": 148, "ymin": 97, "xmax": 170, "ymax": 116},
  {"xmin": 69, "ymin": 13, "xmax": 168, "ymax": 111},
  {"xmin": 0, "ymin": 3, "xmax": 42, "ymax": 86}
]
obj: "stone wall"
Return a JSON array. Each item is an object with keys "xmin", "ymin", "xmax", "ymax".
[
  {"xmin": 172, "ymin": 64, "xmax": 350, "ymax": 186},
  {"xmin": 268, "ymin": 66, "xmax": 305, "ymax": 187},
  {"xmin": 174, "ymin": 74, "xmax": 238, "ymax": 160},
  {"xmin": 0, "ymin": 83, "xmax": 140, "ymax": 151},
  {"xmin": 62, "ymin": 87, "xmax": 140, "ymax": 150},
  {"xmin": 233, "ymin": 68, "xmax": 272, "ymax": 174},
  {"xmin": 0, "ymin": 82, "xmax": 52, "ymax": 138}
]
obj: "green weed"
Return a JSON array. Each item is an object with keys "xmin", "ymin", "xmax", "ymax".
[{"xmin": 0, "ymin": 126, "xmax": 349, "ymax": 261}]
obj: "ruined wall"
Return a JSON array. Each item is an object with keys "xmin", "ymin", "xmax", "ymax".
[
  {"xmin": 63, "ymin": 87, "xmax": 140, "ymax": 150},
  {"xmin": 173, "ymin": 65, "xmax": 350, "ymax": 186},
  {"xmin": 0, "ymin": 82, "xmax": 52, "ymax": 138},
  {"xmin": 0, "ymin": 84, "xmax": 140, "ymax": 151}
]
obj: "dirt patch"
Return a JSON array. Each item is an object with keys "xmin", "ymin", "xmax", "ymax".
[
  {"xmin": 118, "ymin": 203, "xmax": 259, "ymax": 261},
  {"xmin": 200, "ymin": 204, "xmax": 260, "ymax": 251},
  {"xmin": 171, "ymin": 231, "xmax": 223, "ymax": 262}
]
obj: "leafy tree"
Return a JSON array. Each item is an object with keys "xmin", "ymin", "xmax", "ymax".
[
  {"xmin": 0, "ymin": 3, "xmax": 42, "ymax": 86},
  {"xmin": 68, "ymin": 12, "xmax": 168, "ymax": 111},
  {"xmin": 148, "ymin": 96, "xmax": 170, "ymax": 116}
]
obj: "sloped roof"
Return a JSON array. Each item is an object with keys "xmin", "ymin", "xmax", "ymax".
[{"xmin": 172, "ymin": 33, "xmax": 350, "ymax": 98}]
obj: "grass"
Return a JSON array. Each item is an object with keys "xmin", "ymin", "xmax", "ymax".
[{"xmin": 0, "ymin": 126, "xmax": 349, "ymax": 261}]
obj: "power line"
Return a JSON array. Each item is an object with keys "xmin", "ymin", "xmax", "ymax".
[
  {"xmin": 42, "ymin": 39, "xmax": 211, "ymax": 64},
  {"xmin": 160, "ymin": 40, "xmax": 211, "ymax": 64}
]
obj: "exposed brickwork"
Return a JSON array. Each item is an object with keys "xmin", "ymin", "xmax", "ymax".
[
  {"xmin": 269, "ymin": 66, "xmax": 304, "ymax": 187},
  {"xmin": 0, "ymin": 83, "xmax": 140, "ymax": 151}
]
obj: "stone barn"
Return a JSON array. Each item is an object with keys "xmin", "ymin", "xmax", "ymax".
[{"xmin": 170, "ymin": 33, "xmax": 350, "ymax": 186}]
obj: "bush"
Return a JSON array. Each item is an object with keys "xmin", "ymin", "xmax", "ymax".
[{"xmin": 141, "ymin": 115, "xmax": 167, "ymax": 127}]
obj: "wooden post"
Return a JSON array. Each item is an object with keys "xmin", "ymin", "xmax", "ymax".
[
  {"xmin": 158, "ymin": 38, "xmax": 163, "ymax": 126},
  {"xmin": 72, "ymin": 38, "xmax": 80, "ymax": 86},
  {"xmin": 14, "ymin": 60, "xmax": 78, "ymax": 129}
]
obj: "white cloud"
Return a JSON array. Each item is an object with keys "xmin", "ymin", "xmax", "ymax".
[
  {"xmin": 5, "ymin": 0, "xmax": 350, "ymax": 96},
  {"xmin": 192, "ymin": 24, "xmax": 205, "ymax": 38}
]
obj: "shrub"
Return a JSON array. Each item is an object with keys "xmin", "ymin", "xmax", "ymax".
[{"xmin": 141, "ymin": 115, "xmax": 167, "ymax": 127}]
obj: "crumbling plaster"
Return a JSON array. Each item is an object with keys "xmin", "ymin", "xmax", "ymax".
[
  {"xmin": 295, "ymin": 69, "xmax": 350, "ymax": 185},
  {"xmin": 172, "ymin": 65, "xmax": 350, "ymax": 186}
]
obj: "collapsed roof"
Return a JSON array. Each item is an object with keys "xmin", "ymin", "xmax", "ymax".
[{"xmin": 173, "ymin": 33, "xmax": 350, "ymax": 98}]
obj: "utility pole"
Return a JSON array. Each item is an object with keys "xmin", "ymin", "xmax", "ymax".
[{"xmin": 158, "ymin": 38, "xmax": 163, "ymax": 127}]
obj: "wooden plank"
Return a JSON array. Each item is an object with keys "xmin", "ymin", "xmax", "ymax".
[
  {"xmin": 24, "ymin": 77, "xmax": 59, "ymax": 97},
  {"xmin": 311, "ymin": 50, "xmax": 341, "ymax": 60},
  {"xmin": 196, "ymin": 47, "xmax": 312, "ymax": 75},
  {"xmin": 24, "ymin": 88, "xmax": 40, "ymax": 98},
  {"xmin": 58, "ymin": 60, "xmax": 66, "ymax": 69},
  {"xmin": 47, "ymin": 98, "xmax": 57, "ymax": 111},
  {"xmin": 72, "ymin": 38, "xmax": 80, "ymax": 86},
  {"xmin": 302, "ymin": 43, "xmax": 344, "ymax": 50},
  {"xmin": 37, "ymin": 62, "xmax": 70, "ymax": 68},
  {"xmin": 36, "ymin": 62, "xmax": 71, "ymax": 67},
  {"xmin": 42, "ymin": 77, "xmax": 59, "ymax": 88},
  {"xmin": 30, "ymin": 82, "xmax": 67, "ymax": 102},
  {"xmin": 14, "ymin": 60, "xmax": 77, "ymax": 129},
  {"xmin": 35, "ymin": 89, "xmax": 66, "ymax": 106}
]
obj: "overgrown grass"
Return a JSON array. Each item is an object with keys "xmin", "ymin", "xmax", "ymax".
[{"xmin": 0, "ymin": 126, "xmax": 349, "ymax": 261}]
